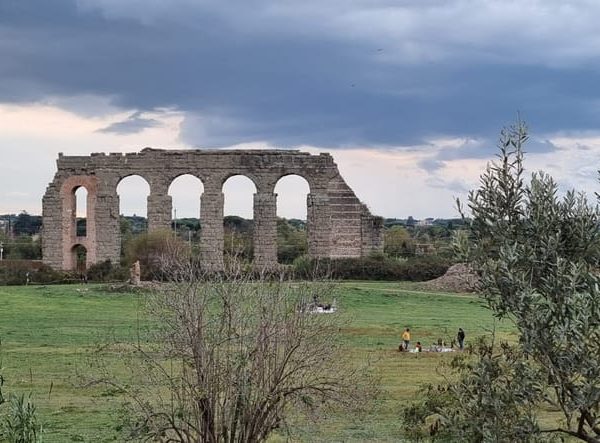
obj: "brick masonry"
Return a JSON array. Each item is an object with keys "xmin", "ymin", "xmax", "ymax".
[{"xmin": 42, "ymin": 149, "xmax": 384, "ymax": 271}]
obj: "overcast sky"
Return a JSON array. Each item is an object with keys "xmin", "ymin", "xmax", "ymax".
[{"xmin": 2, "ymin": 0, "xmax": 600, "ymax": 220}]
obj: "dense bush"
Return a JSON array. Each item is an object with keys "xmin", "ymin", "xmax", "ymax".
[
  {"xmin": 124, "ymin": 230, "xmax": 190, "ymax": 280},
  {"xmin": 86, "ymin": 260, "xmax": 128, "ymax": 282},
  {"xmin": 0, "ymin": 260, "xmax": 129, "ymax": 285},
  {"xmin": 0, "ymin": 261, "xmax": 69, "ymax": 285},
  {"xmin": 384, "ymin": 226, "xmax": 415, "ymax": 257},
  {"xmin": 292, "ymin": 254, "xmax": 452, "ymax": 281},
  {"xmin": 277, "ymin": 218, "xmax": 307, "ymax": 264},
  {"xmin": 0, "ymin": 235, "xmax": 41, "ymax": 260}
]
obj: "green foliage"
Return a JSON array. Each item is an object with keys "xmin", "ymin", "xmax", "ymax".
[
  {"xmin": 11, "ymin": 212, "xmax": 42, "ymax": 237},
  {"xmin": 85, "ymin": 260, "xmax": 128, "ymax": 282},
  {"xmin": 382, "ymin": 220, "xmax": 462, "ymax": 259},
  {"xmin": 172, "ymin": 218, "xmax": 201, "ymax": 255},
  {"xmin": 293, "ymin": 255, "xmax": 451, "ymax": 281},
  {"xmin": 223, "ymin": 231, "xmax": 253, "ymax": 262},
  {"xmin": 384, "ymin": 226, "xmax": 415, "ymax": 257},
  {"xmin": 0, "ymin": 393, "xmax": 43, "ymax": 443},
  {"xmin": 450, "ymin": 229, "xmax": 471, "ymax": 263},
  {"xmin": 120, "ymin": 215, "xmax": 147, "ymax": 236},
  {"xmin": 120, "ymin": 216, "xmax": 149, "ymax": 258},
  {"xmin": 277, "ymin": 218, "xmax": 307, "ymax": 263},
  {"xmin": 223, "ymin": 216, "xmax": 254, "ymax": 262},
  {"xmin": 403, "ymin": 337, "xmax": 547, "ymax": 443},
  {"xmin": 124, "ymin": 230, "xmax": 189, "ymax": 279},
  {"xmin": 0, "ymin": 345, "xmax": 43, "ymax": 443},
  {"xmin": 291, "ymin": 254, "xmax": 312, "ymax": 277},
  {"xmin": 412, "ymin": 120, "xmax": 600, "ymax": 442},
  {"xmin": 0, "ymin": 263, "xmax": 67, "ymax": 286},
  {"xmin": 0, "ymin": 236, "xmax": 41, "ymax": 261},
  {"xmin": 172, "ymin": 217, "xmax": 200, "ymax": 233}
]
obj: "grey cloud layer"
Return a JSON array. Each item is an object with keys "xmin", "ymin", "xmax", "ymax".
[
  {"xmin": 2, "ymin": 0, "xmax": 600, "ymax": 153},
  {"xmin": 98, "ymin": 111, "xmax": 162, "ymax": 134}
]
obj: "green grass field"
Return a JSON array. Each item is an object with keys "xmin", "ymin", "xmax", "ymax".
[{"xmin": 0, "ymin": 282, "xmax": 515, "ymax": 442}]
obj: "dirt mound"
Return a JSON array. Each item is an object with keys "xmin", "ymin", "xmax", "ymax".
[{"xmin": 422, "ymin": 263, "xmax": 479, "ymax": 293}]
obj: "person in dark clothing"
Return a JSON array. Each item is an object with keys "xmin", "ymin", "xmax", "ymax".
[{"xmin": 457, "ymin": 328, "xmax": 465, "ymax": 350}]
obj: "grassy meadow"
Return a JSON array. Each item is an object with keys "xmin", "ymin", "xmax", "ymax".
[{"xmin": 0, "ymin": 282, "xmax": 515, "ymax": 442}]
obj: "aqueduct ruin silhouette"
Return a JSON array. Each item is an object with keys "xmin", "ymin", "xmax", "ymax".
[{"xmin": 42, "ymin": 149, "xmax": 383, "ymax": 271}]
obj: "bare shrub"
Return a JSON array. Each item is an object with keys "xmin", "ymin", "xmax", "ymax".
[{"xmin": 93, "ymin": 258, "xmax": 374, "ymax": 442}]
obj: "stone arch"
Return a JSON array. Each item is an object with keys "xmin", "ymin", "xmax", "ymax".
[
  {"xmin": 220, "ymin": 172, "xmax": 260, "ymax": 191},
  {"xmin": 43, "ymin": 149, "xmax": 384, "ymax": 271},
  {"xmin": 222, "ymin": 175, "xmax": 257, "ymax": 262},
  {"xmin": 117, "ymin": 172, "xmax": 152, "ymax": 184},
  {"xmin": 168, "ymin": 174, "xmax": 204, "ymax": 242},
  {"xmin": 222, "ymin": 174, "xmax": 258, "ymax": 219},
  {"xmin": 274, "ymin": 174, "xmax": 311, "ymax": 219},
  {"xmin": 117, "ymin": 174, "xmax": 151, "ymax": 233},
  {"xmin": 168, "ymin": 173, "xmax": 205, "ymax": 217},
  {"xmin": 275, "ymin": 172, "xmax": 314, "ymax": 194},
  {"xmin": 59, "ymin": 175, "xmax": 98, "ymax": 270},
  {"xmin": 274, "ymin": 174, "xmax": 310, "ymax": 264},
  {"xmin": 74, "ymin": 185, "xmax": 88, "ymax": 237},
  {"xmin": 71, "ymin": 244, "xmax": 87, "ymax": 273},
  {"xmin": 117, "ymin": 174, "xmax": 151, "ymax": 214}
]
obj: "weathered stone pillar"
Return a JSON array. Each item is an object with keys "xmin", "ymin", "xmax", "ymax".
[
  {"xmin": 60, "ymin": 188, "xmax": 78, "ymax": 271},
  {"xmin": 147, "ymin": 192, "xmax": 172, "ymax": 232},
  {"xmin": 93, "ymin": 185, "xmax": 121, "ymax": 265},
  {"xmin": 49, "ymin": 175, "xmax": 99, "ymax": 270},
  {"xmin": 253, "ymin": 192, "xmax": 278, "ymax": 269},
  {"xmin": 361, "ymin": 209, "xmax": 384, "ymax": 256},
  {"xmin": 200, "ymin": 189, "xmax": 224, "ymax": 271},
  {"xmin": 307, "ymin": 192, "xmax": 331, "ymax": 258},
  {"xmin": 41, "ymin": 183, "xmax": 64, "ymax": 270}
]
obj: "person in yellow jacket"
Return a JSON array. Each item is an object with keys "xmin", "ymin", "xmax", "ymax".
[{"xmin": 402, "ymin": 328, "xmax": 411, "ymax": 351}]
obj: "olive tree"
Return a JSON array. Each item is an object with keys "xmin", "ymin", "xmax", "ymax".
[
  {"xmin": 403, "ymin": 336, "xmax": 545, "ymax": 442},
  {"xmin": 406, "ymin": 121, "xmax": 600, "ymax": 442}
]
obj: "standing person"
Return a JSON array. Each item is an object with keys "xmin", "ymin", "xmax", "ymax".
[
  {"xmin": 457, "ymin": 328, "xmax": 465, "ymax": 350},
  {"xmin": 402, "ymin": 328, "xmax": 411, "ymax": 351}
]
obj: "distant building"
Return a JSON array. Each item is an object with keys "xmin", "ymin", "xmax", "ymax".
[{"xmin": 417, "ymin": 218, "xmax": 434, "ymax": 226}]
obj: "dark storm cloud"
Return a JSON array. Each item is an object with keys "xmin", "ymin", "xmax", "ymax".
[
  {"xmin": 2, "ymin": 0, "xmax": 600, "ymax": 149},
  {"xmin": 97, "ymin": 111, "xmax": 162, "ymax": 134},
  {"xmin": 524, "ymin": 139, "xmax": 559, "ymax": 155},
  {"xmin": 417, "ymin": 135, "xmax": 559, "ymax": 173}
]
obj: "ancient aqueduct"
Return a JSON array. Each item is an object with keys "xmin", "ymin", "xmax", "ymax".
[{"xmin": 42, "ymin": 149, "xmax": 383, "ymax": 271}]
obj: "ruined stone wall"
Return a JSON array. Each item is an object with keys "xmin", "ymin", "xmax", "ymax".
[{"xmin": 42, "ymin": 149, "xmax": 383, "ymax": 271}]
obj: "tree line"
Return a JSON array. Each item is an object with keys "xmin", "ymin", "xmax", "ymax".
[{"xmin": 1, "ymin": 212, "xmax": 466, "ymax": 262}]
